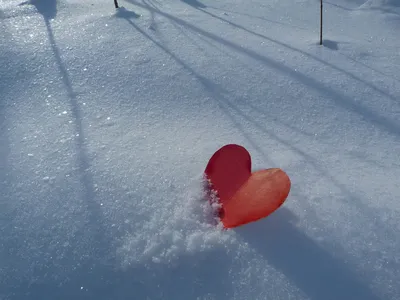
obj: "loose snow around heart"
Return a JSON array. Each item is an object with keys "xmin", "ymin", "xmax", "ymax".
[{"xmin": 1, "ymin": 0, "xmax": 400, "ymax": 299}]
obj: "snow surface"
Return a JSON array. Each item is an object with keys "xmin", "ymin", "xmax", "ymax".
[{"xmin": 1, "ymin": 0, "xmax": 400, "ymax": 299}]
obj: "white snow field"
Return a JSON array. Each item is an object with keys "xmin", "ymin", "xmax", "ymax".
[{"xmin": 1, "ymin": 0, "xmax": 400, "ymax": 299}]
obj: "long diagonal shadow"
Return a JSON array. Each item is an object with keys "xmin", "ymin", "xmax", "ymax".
[
  {"xmin": 30, "ymin": 0, "xmax": 112, "ymax": 263},
  {"xmin": 181, "ymin": 0, "xmax": 206, "ymax": 9},
  {"xmin": 117, "ymin": 6, "xmax": 392, "ymax": 232},
  {"xmin": 118, "ymin": 7, "xmax": 394, "ymax": 298},
  {"xmin": 202, "ymin": 82, "xmax": 394, "ymax": 225},
  {"xmin": 203, "ymin": 5, "xmax": 310, "ymax": 31},
  {"xmin": 195, "ymin": 7, "xmax": 398, "ymax": 101},
  {"xmin": 125, "ymin": 0, "xmax": 400, "ymax": 138},
  {"xmin": 116, "ymin": 10, "xmax": 275, "ymax": 165},
  {"xmin": 117, "ymin": 3, "xmax": 395, "ymax": 201}
]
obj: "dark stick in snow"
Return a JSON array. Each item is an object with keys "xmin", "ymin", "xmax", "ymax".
[{"xmin": 320, "ymin": 0, "xmax": 323, "ymax": 45}]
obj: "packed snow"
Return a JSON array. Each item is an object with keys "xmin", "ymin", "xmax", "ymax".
[{"xmin": 1, "ymin": 0, "xmax": 399, "ymax": 299}]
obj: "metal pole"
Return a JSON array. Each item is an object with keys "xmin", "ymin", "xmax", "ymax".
[
  {"xmin": 320, "ymin": 0, "xmax": 323, "ymax": 45},
  {"xmin": 114, "ymin": 0, "xmax": 119, "ymax": 8}
]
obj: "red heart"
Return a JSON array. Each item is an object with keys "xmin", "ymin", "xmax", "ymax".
[{"xmin": 205, "ymin": 144, "xmax": 291, "ymax": 228}]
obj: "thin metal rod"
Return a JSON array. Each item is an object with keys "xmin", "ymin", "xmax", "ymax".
[{"xmin": 320, "ymin": 0, "xmax": 323, "ymax": 45}]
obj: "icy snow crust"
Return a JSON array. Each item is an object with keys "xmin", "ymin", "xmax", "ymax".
[{"xmin": 1, "ymin": 0, "xmax": 400, "ymax": 299}]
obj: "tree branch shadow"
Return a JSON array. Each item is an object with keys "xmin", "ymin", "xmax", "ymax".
[
  {"xmin": 8, "ymin": 0, "xmax": 116, "ymax": 293},
  {"xmin": 116, "ymin": 6, "xmax": 399, "ymax": 298},
  {"xmin": 0, "ymin": 2, "xmax": 119, "ymax": 298},
  {"xmin": 118, "ymin": 2, "xmax": 399, "ymax": 190},
  {"xmin": 338, "ymin": 51, "xmax": 400, "ymax": 83},
  {"xmin": 181, "ymin": 0, "xmax": 206, "ymax": 9},
  {"xmin": 3, "ymin": 1, "xmax": 395, "ymax": 300},
  {"xmin": 117, "ymin": 3, "xmax": 396, "ymax": 231},
  {"xmin": 125, "ymin": 0, "xmax": 400, "ymax": 138},
  {"xmin": 19, "ymin": 0, "xmax": 57, "ymax": 20},
  {"xmin": 325, "ymin": 1, "xmax": 355, "ymax": 11},
  {"xmin": 36, "ymin": 0, "xmax": 110, "ymax": 256},
  {"xmin": 115, "ymin": 7, "xmax": 277, "ymax": 165},
  {"xmin": 195, "ymin": 5, "xmax": 398, "ymax": 100},
  {"xmin": 203, "ymin": 4, "xmax": 311, "ymax": 31}
]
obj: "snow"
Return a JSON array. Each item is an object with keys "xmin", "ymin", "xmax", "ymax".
[{"xmin": 1, "ymin": 0, "xmax": 399, "ymax": 299}]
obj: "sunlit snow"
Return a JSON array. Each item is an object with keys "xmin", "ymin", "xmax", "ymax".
[{"xmin": 1, "ymin": 0, "xmax": 399, "ymax": 299}]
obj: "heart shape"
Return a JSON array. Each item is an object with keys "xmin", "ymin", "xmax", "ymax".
[{"xmin": 204, "ymin": 144, "xmax": 291, "ymax": 228}]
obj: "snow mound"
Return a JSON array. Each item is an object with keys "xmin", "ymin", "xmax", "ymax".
[{"xmin": 117, "ymin": 176, "xmax": 233, "ymax": 268}]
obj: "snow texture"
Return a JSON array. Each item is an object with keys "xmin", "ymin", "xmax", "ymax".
[{"xmin": 1, "ymin": 0, "xmax": 399, "ymax": 299}]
